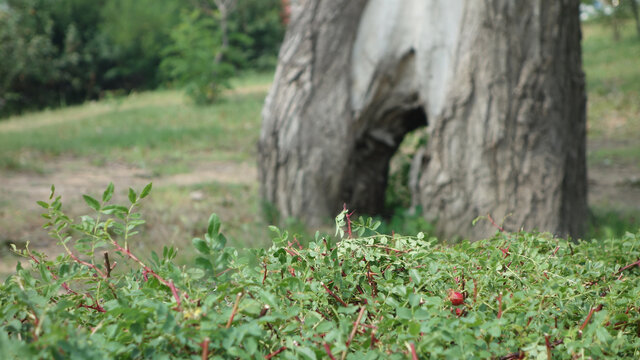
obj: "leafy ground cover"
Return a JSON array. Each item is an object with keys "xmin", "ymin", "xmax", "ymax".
[{"xmin": 1, "ymin": 184, "xmax": 639, "ymax": 359}]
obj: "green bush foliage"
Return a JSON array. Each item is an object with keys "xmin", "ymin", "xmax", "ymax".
[
  {"xmin": 0, "ymin": 0, "xmax": 285, "ymax": 116},
  {"xmin": 1, "ymin": 184, "xmax": 639, "ymax": 359},
  {"xmin": 0, "ymin": 0, "xmax": 112, "ymax": 117}
]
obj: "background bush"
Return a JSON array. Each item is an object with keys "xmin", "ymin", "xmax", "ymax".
[{"xmin": 0, "ymin": 0, "xmax": 285, "ymax": 117}]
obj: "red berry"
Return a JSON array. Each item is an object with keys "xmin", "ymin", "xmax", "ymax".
[
  {"xmin": 455, "ymin": 308, "xmax": 463, "ymax": 317},
  {"xmin": 448, "ymin": 290, "xmax": 464, "ymax": 306}
]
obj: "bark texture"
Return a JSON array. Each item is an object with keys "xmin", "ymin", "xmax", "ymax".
[{"xmin": 259, "ymin": 0, "xmax": 587, "ymax": 240}]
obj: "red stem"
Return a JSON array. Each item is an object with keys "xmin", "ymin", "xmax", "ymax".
[
  {"xmin": 264, "ymin": 346, "xmax": 287, "ymax": 359},
  {"xmin": 343, "ymin": 204, "xmax": 353, "ymax": 238},
  {"xmin": 262, "ymin": 262, "xmax": 268, "ymax": 285},
  {"xmin": 544, "ymin": 334, "xmax": 552, "ymax": 360},
  {"xmin": 323, "ymin": 343, "xmax": 337, "ymax": 360},
  {"xmin": 346, "ymin": 307, "xmax": 366, "ymax": 346},
  {"xmin": 67, "ymin": 251, "xmax": 107, "ymax": 279},
  {"xmin": 473, "ymin": 279, "xmax": 478, "ymax": 304},
  {"xmin": 201, "ymin": 337, "xmax": 210, "ymax": 360},
  {"xmin": 321, "ymin": 282, "xmax": 348, "ymax": 307},
  {"xmin": 497, "ymin": 293, "xmax": 503, "ymax": 319},
  {"xmin": 487, "ymin": 214, "xmax": 505, "ymax": 232},
  {"xmin": 226, "ymin": 292, "xmax": 243, "ymax": 328},
  {"xmin": 410, "ymin": 342, "xmax": 419, "ymax": 360},
  {"xmin": 579, "ymin": 304, "xmax": 603, "ymax": 332},
  {"xmin": 616, "ymin": 258, "xmax": 640, "ymax": 274},
  {"xmin": 113, "ymin": 241, "xmax": 183, "ymax": 307}
]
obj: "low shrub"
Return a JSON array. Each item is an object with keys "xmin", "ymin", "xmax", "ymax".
[{"xmin": 1, "ymin": 184, "xmax": 639, "ymax": 359}]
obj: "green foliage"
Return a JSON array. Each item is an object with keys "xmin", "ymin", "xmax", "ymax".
[
  {"xmin": 2, "ymin": 185, "xmax": 640, "ymax": 358},
  {"xmin": 161, "ymin": 10, "xmax": 243, "ymax": 104},
  {"xmin": 0, "ymin": 0, "xmax": 284, "ymax": 116},
  {"xmin": 100, "ymin": 0, "xmax": 187, "ymax": 89},
  {"xmin": 234, "ymin": 0, "xmax": 286, "ymax": 69},
  {"xmin": 0, "ymin": 0, "xmax": 111, "ymax": 117}
]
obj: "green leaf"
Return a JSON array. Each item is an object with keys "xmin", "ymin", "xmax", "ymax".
[
  {"xmin": 195, "ymin": 257, "xmax": 213, "ymax": 270},
  {"xmin": 128, "ymin": 188, "xmax": 137, "ymax": 203},
  {"xmin": 207, "ymin": 213, "xmax": 221, "ymax": 237},
  {"xmin": 192, "ymin": 237, "xmax": 210, "ymax": 255},
  {"xmin": 140, "ymin": 183, "xmax": 153, "ymax": 199},
  {"xmin": 296, "ymin": 346, "xmax": 316, "ymax": 360},
  {"xmin": 102, "ymin": 182, "xmax": 114, "ymax": 203},
  {"xmin": 36, "ymin": 201, "xmax": 49, "ymax": 209},
  {"xmin": 101, "ymin": 205, "xmax": 129, "ymax": 215},
  {"xmin": 82, "ymin": 195, "xmax": 101, "ymax": 211},
  {"xmin": 212, "ymin": 234, "xmax": 227, "ymax": 250}
]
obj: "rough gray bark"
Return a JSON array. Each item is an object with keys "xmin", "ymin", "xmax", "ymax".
[{"xmin": 259, "ymin": 0, "xmax": 587, "ymax": 240}]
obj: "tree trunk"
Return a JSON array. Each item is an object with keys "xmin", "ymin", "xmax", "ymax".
[{"xmin": 259, "ymin": 0, "xmax": 587, "ymax": 240}]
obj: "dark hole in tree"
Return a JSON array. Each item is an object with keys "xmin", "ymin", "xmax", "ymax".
[{"xmin": 341, "ymin": 106, "xmax": 427, "ymax": 218}]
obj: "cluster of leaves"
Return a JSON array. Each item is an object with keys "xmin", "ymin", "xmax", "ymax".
[{"xmin": 1, "ymin": 184, "xmax": 640, "ymax": 359}]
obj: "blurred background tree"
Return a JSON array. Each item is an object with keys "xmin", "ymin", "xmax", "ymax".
[
  {"xmin": 581, "ymin": 0, "xmax": 640, "ymax": 39},
  {"xmin": 0, "ymin": 0, "xmax": 285, "ymax": 117}
]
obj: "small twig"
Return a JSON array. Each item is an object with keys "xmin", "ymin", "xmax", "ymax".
[
  {"xmin": 201, "ymin": 337, "xmax": 210, "ymax": 360},
  {"xmin": 497, "ymin": 293, "xmax": 503, "ymax": 319},
  {"xmin": 104, "ymin": 252, "xmax": 112, "ymax": 278},
  {"xmin": 616, "ymin": 258, "xmax": 640, "ymax": 275},
  {"xmin": 500, "ymin": 351, "xmax": 525, "ymax": 360},
  {"xmin": 67, "ymin": 250, "xmax": 107, "ymax": 279},
  {"xmin": 342, "ymin": 307, "xmax": 366, "ymax": 360},
  {"xmin": 264, "ymin": 346, "xmax": 286, "ymax": 359},
  {"xmin": 473, "ymin": 278, "xmax": 478, "ymax": 304},
  {"xmin": 579, "ymin": 304, "xmax": 603, "ymax": 335},
  {"xmin": 112, "ymin": 241, "xmax": 183, "ymax": 307},
  {"xmin": 487, "ymin": 214, "xmax": 505, "ymax": 232},
  {"xmin": 226, "ymin": 292, "xmax": 243, "ymax": 328},
  {"xmin": 259, "ymin": 305, "xmax": 270, "ymax": 318},
  {"xmin": 321, "ymin": 282, "xmax": 348, "ymax": 307},
  {"xmin": 262, "ymin": 261, "xmax": 268, "ymax": 285},
  {"xmin": 343, "ymin": 204, "xmax": 354, "ymax": 238},
  {"xmin": 409, "ymin": 342, "xmax": 419, "ymax": 360},
  {"xmin": 346, "ymin": 307, "xmax": 366, "ymax": 346},
  {"xmin": 544, "ymin": 334, "xmax": 552, "ymax": 360},
  {"xmin": 323, "ymin": 343, "xmax": 337, "ymax": 360}
]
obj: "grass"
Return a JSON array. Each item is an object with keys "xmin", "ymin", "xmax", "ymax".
[
  {"xmin": 583, "ymin": 21, "xmax": 640, "ymax": 143},
  {"xmin": 0, "ymin": 74, "xmax": 270, "ymax": 175}
]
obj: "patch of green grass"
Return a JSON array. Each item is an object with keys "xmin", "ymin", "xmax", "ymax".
[
  {"xmin": 583, "ymin": 21, "xmax": 640, "ymax": 141},
  {"xmin": 0, "ymin": 73, "xmax": 272, "ymax": 175},
  {"xmin": 588, "ymin": 143, "xmax": 640, "ymax": 167},
  {"xmin": 586, "ymin": 207, "xmax": 640, "ymax": 240}
]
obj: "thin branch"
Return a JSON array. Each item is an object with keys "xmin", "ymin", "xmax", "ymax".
[
  {"xmin": 264, "ymin": 346, "xmax": 286, "ymax": 359},
  {"xmin": 104, "ymin": 252, "xmax": 112, "ymax": 278},
  {"xmin": 409, "ymin": 342, "xmax": 419, "ymax": 360},
  {"xmin": 487, "ymin": 214, "xmax": 505, "ymax": 232},
  {"xmin": 323, "ymin": 343, "xmax": 337, "ymax": 360},
  {"xmin": 616, "ymin": 258, "xmax": 640, "ymax": 275},
  {"xmin": 201, "ymin": 337, "xmax": 210, "ymax": 360},
  {"xmin": 321, "ymin": 282, "xmax": 348, "ymax": 307},
  {"xmin": 226, "ymin": 292, "xmax": 243, "ymax": 328}
]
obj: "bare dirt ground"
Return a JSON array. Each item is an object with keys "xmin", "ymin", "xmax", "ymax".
[
  {"xmin": 0, "ymin": 158, "xmax": 257, "ymax": 274},
  {"xmin": 588, "ymin": 139, "xmax": 640, "ymax": 211},
  {"xmin": 1, "ymin": 139, "xmax": 638, "ymax": 276}
]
